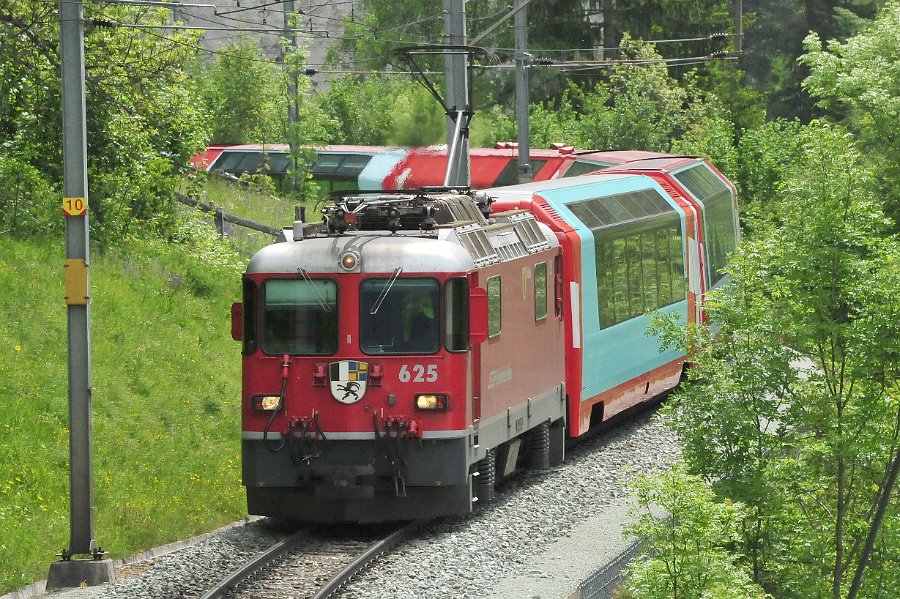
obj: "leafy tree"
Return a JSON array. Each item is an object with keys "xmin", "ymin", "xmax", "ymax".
[
  {"xmin": 194, "ymin": 36, "xmax": 287, "ymax": 145},
  {"xmin": 733, "ymin": 119, "xmax": 806, "ymax": 224},
  {"xmin": 528, "ymin": 40, "xmax": 705, "ymax": 152},
  {"xmin": 613, "ymin": 0, "xmax": 733, "ymax": 59},
  {"xmin": 670, "ymin": 97, "xmax": 739, "ymax": 181},
  {"xmin": 741, "ymin": 0, "xmax": 886, "ymax": 120},
  {"xmin": 313, "ymin": 75, "xmax": 410, "ymax": 145},
  {"xmin": 800, "ymin": 0, "xmax": 900, "ymax": 228},
  {"xmin": 625, "ymin": 462, "xmax": 768, "ymax": 599},
  {"xmin": 0, "ymin": 1, "xmax": 210, "ymax": 243},
  {"xmin": 385, "ymin": 83, "xmax": 446, "ymax": 147},
  {"xmin": 658, "ymin": 122, "xmax": 900, "ymax": 598},
  {"xmin": 0, "ymin": 157, "xmax": 59, "ymax": 237}
]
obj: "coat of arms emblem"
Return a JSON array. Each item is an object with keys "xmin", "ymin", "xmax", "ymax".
[{"xmin": 329, "ymin": 360, "xmax": 368, "ymax": 404}]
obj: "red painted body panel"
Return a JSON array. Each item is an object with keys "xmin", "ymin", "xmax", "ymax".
[
  {"xmin": 188, "ymin": 144, "xmax": 229, "ymax": 171},
  {"xmin": 241, "ymin": 272, "xmax": 471, "ymax": 438},
  {"xmin": 486, "ymin": 195, "xmax": 586, "ymax": 436},
  {"xmin": 385, "ymin": 148, "xmax": 516, "ymax": 190},
  {"xmin": 473, "ymin": 249, "xmax": 567, "ymax": 425}
]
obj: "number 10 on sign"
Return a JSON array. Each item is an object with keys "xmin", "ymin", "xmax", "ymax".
[{"xmin": 63, "ymin": 197, "xmax": 87, "ymax": 216}]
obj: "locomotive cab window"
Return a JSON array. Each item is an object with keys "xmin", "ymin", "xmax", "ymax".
[
  {"xmin": 262, "ymin": 279, "xmax": 337, "ymax": 355},
  {"xmin": 360, "ymin": 278, "xmax": 440, "ymax": 355}
]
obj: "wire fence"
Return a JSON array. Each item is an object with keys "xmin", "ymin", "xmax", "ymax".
[
  {"xmin": 574, "ymin": 541, "xmax": 641, "ymax": 599},
  {"xmin": 175, "ymin": 192, "xmax": 282, "ymax": 255}
]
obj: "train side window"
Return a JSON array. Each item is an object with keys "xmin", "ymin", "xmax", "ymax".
[
  {"xmin": 594, "ymin": 223, "xmax": 686, "ymax": 329},
  {"xmin": 444, "ymin": 278, "xmax": 469, "ymax": 352},
  {"xmin": 242, "ymin": 278, "xmax": 258, "ymax": 355},
  {"xmin": 641, "ymin": 231, "xmax": 658, "ymax": 313},
  {"xmin": 262, "ymin": 278, "xmax": 338, "ymax": 355},
  {"xmin": 534, "ymin": 262, "xmax": 548, "ymax": 321},
  {"xmin": 596, "ymin": 239, "xmax": 615, "ymax": 328},
  {"xmin": 673, "ymin": 164, "xmax": 737, "ymax": 287},
  {"xmin": 625, "ymin": 235, "xmax": 643, "ymax": 318},
  {"xmin": 487, "ymin": 276, "xmax": 502, "ymax": 338},
  {"xmin": 611, "ymin": 237, "xmax": 629, "ymax": 324}
]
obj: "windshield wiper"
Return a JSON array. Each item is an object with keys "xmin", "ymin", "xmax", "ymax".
[
  {"xmin": 297, "ymin": 268, "xmax": 333, "ymax": 312},
  {"xmin": 369, "ymin": 267, "xmax": 403, "ymax": 315}
]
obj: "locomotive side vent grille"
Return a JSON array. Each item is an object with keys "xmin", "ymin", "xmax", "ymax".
[
  {"xmin": 487, "ymin": 228, "xmax": 528, "ymax": 261},
  {"xmin": 456, "ymin": 224, "xmax": 500, "ymax": 267},
  {"xmin": 493, "ymin": 210, "xmax": 551, "ymax": 254},
  {"xmin": 513, "ymin": 218, "xmax": 551, "ymax": 254}
]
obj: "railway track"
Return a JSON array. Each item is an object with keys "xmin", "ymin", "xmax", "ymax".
[{"xmin": 200, "ymin": 519, "xmax": 427, "ymax": 599}]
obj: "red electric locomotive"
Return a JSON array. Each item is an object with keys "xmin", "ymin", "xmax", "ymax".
[
  {"xmin": 232, "ymin": 190, "xmax": 567, "ymax": 522},
  {"xmin": 232, "ymin": 160, "xmax": 739, "ymax": 523}
]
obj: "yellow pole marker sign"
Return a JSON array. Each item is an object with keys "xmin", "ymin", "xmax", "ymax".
[
  {"xmin": 65, "ymin": 259, "xmax": 89, "ymax": 305},
  {"xmin": 63, "ymin": 196, "xmax": 87, "ymax": 216}
]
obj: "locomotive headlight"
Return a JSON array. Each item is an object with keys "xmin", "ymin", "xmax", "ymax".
[
  {"xmin": 415, "ymin": 393, "xmax": 449, "ymax": 411},
  {"xmin": 252, "ymin": 395, "xmax": 282, "ymax": 411},
  {"xmin": 339, "ymin": 250, "xmax": 360, "ymax": 271}
]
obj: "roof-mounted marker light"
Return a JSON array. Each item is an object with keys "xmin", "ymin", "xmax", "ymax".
[{"xmin": 340, "ymin": 250, "xmax": 360, "ymax": 271}]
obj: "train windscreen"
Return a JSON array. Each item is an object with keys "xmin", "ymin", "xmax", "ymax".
[
  {"xmin": 673, "ymin": 164, "xmax": 737, "ymax": 287},
  {"xmin": 262, "ymin": 279, "xmax": 338, "ymax": 355},
  {"xmin": 360, "ymin": 278, "xmax": 440, "ymax": 355}
]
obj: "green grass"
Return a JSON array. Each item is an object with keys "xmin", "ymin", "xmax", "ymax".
[
  {"xmin": 0, "ymin": 229, "xmax": 248, "ymax": 594},
  {"xmin": 204, "ymin": 176, "xmax": 299, "ymax": 226}
]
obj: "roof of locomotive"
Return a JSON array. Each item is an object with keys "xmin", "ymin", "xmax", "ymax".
[
  {"xmin": 247, "ymin": 190, "xmax": 560, "ymax": 275},
  {"xmin": 246, "ymin": 232, "xmax": 478, "ymax": 274}
]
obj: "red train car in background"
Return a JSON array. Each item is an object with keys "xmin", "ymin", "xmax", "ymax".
[{"xmin": 191, "ymin": 143, "xmax": 665, "ymax": 193}]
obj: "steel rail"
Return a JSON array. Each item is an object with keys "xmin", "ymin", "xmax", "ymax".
[
  {"xmin": 310, "ymin": 519, "xmax": 428, "ymax": 599},
  {"xmin": 199, "ymin": 527, "xmax": 309, "ymax": 599}
]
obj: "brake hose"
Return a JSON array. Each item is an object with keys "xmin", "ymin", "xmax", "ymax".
[{"xmin": 263, "ymin": 377, "xmax": 287, "ymax": 453}]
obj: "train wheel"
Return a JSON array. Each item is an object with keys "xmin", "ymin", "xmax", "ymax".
[
  {"xmin": 526, "ymin": 421, "xmax": 551, "ymax": 471},
  {"xmin": 474, "ymin": 448, "xmax": 496, "ymax": 503}
]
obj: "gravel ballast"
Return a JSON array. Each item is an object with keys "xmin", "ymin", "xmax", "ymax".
[{"xmin": 19, "ymin": 407, "xmax": 678, "ymax": 599}]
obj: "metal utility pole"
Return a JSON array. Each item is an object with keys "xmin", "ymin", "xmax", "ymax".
[
  {"xmin": 734, "ymin": 0, "xmax": 743, "ymax": 54},
  {"xmin": 602, "ymin": 0, "xmax": 616, "ymax": 59},
  {"xmin": 514, "ymin": 0, "xmax": 530, "ymax": 183},
  {"xmin": 48, "ymin": 0, "xmax": 113, "ymax": 587},
  {"xmin": 443, "ymin": 0, "xmax": 470, "ymax": 187},
  {"xmin": 283, "ymin": 0, "xmax": 299, "ymax": 193},
  {"xmin": 283, "ymin": 0, "xmax": 299, "ymax": 127}
]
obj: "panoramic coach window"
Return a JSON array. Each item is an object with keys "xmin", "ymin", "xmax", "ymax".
[
  {"xmin": 673, "ymin": 164, "xmax": 737, "ymax": 287},
  {"xmin": 262, "ymin": 278, "xmax": 338, "ymax": 355},
  {"xmin": 360, "ymin": 278, "xmax": 440, "ymax": 355},
  {"xmin": 567, "ymin": 189, "xmax": 687, "ymax": 329},
  {"xmin": 444, "ymin": 278, "xmax": 469, "ymax": 352},
  {"xmin": 534, "ymin": 262, "xmax": 548, "ymax": 321},
  {"xmin": 487, "ymin": 276, "xmax": 502, "ymax": 337}
]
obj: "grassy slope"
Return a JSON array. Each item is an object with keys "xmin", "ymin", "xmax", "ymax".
[{"xmin": 0, "ymin": 234, "xmax": 246, "ymax": 593}]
